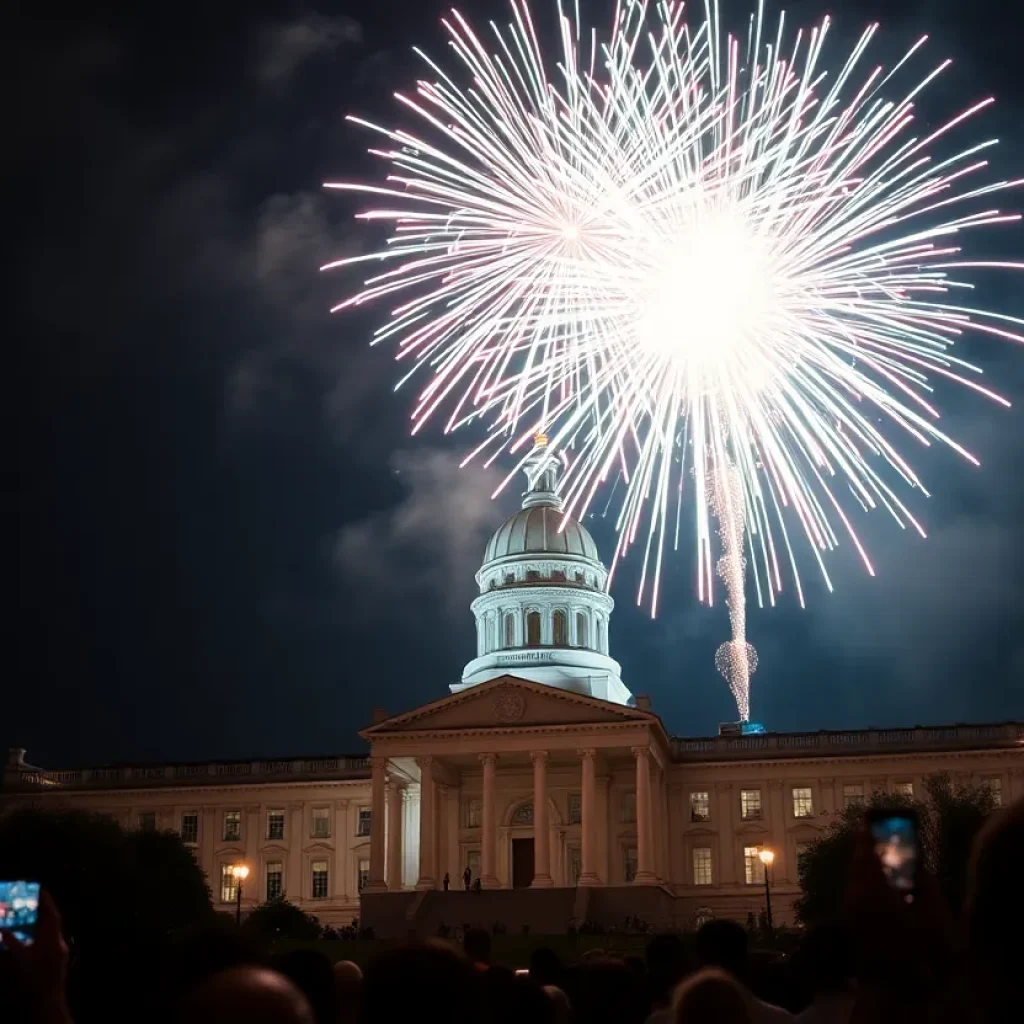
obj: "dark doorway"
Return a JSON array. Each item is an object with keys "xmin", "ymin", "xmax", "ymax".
[{"xmin": 512, "ymin": 838, "xmax": 535, "ymax": 888}]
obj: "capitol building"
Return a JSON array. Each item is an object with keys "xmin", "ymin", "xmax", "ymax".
[{"xmin": 4, "ymin": 439, "xmax": 1023, "ymax": 934}]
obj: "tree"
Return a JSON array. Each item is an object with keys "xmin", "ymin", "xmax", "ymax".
[
  {"xmin": 795, "ymin": 773, "xmax": 996, "ymax": 926},
  {"xmin": 241, "ymin": 895, "xmax": 322, "ymax": 942}
]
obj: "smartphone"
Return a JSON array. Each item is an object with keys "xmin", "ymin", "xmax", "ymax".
[
  {"xmin": 0, "ymin": 881, "xmax": 41, "ymax": 945},
  {"xmin": 867, "ymin": 808, "xmax": 919, "ymax": 901}
]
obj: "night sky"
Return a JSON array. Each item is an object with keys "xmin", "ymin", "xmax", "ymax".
[{"xmin": 9, "ymin": 0, "xmax": 1024, "ymax": 767}]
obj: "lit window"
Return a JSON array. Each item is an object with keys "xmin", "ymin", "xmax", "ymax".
[
  {"xmin": 465, "ymin": 798, "xmax": 482, "ymax": 828},
  {"xmin": 843, "ymin": 784, "xmax": 864, "ymax": 808},
  {"xmin": 576, "ymin": 611, "xmax": 589, "ymax": 648},
  {"xmin": 311, "ymin": 808, "xmax": 331, "ymax": 839},
  {"xmin": 792, "ymin": 787, "xmax": 814, "ymax": 818},
  {"xmin": 504, "ymin": 613, "xmax": 516, "ymax": 648},
  {"xmin": 692, "ymin": 847, "xmax": 713, "ymax": 885},
  {"xmin": 220, "ymin": 863, "xmax": 238, "ymax": 903},
  {"xmin": 621, "ymin": 792, "xmax": 637, "ymax": 823},
  {"xmin": 893, "ymin": 782, "xmax": 914, "ymax": 799},
  {"xmin": 690, "ymin": 791, "xmax": 710, "ymax": 822},
  {"xmin": 568, "ymin": 793, "xmax": 582, "ymax": 825},
  {"xmin": 744, "ymin": 846, "xmax": 766, "ymax": 885},
  {"xmin": 356, "ymin": 859, "xmax": 369, "ymax": 893},
  {"xmin": 983, "ymin": 777, "xmax": 1003, "ymax": 807},
  {"xmin": 138, "ymin": 811, "xmax": 156, "ymax": 832},
  {"xmin": 740, "ymin": 789, "xmax": 762, "ymax": 820},
  {"xmin": 624, "ymin": 847, "xmax": 638, "ymax": 882},
  {"xmin": 526, "ymin": 610, "xmax": 541, "ymax": 645},
  {"xmin": 357, "ymin": 807, "xmax": 372, "ymax": 836},
  {"xmin": 267, "ymin": 810, "xmax": 285, "ymax": 841},
  {"xmin": 312, "ymin": 860, "xmax": 329, "ymax": 898},
  {"xmin": 223, "ymin": 810, "xmax": 241, "ymax": 842},
  {"xmin": 266, "ymin": 861, "xmax": 283, "ymax": 901},
  {"xmin": 553, "ymin": 610, "xmax": 567, "ymax": 645},
  {"xmin": 180, "ymin": 812, "xmax": 198, "ymax": 845}
]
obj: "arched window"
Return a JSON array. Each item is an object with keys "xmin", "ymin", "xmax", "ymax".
[
  {"xmin": 504, "ymin": 612, "xmax": 516, "ymax": 648},
  {"xmin": 526, "ymin": 610, "xmax": 541, "ymax": 646},
  {"xmin": 576, "ymin": 611, "xmax": 589, "ymax": 648},
  {"xmin": 511, "ymin": 803, "xmax": 534, "ymax": 825},
  {"xmin": 487, "ymin": 615, "xmax": 497, "ymax": 653},
  {"xmin": 552, "ymin": 609, "xmax": 567, "ymax": 646}
]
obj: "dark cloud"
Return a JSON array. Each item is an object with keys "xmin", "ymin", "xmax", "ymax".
[{"xmin": 256, "ymin": 13, "xmax": 362, "ymax": 84}]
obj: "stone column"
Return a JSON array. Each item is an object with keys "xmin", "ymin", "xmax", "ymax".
[
  {"xmin": 387, "ymin": 781, "xmax": 404, "ymax": 891},
  {"xmin": 578, "ymin": 748, "xmax": 600, "ymax": 885},
  {"xmin": 436, "ymin": 784, "xmax": 448, "ymax": 886},
  {"xmin": 480, "ymin": 753, "xmax": 499, "ymax": 888},
  {"xmin": 366, "ymin": 757, "xmax": 388, "ymax": 893},
  {"xmin": 531, "ymin": 751, "xmax": 553, "ymax": 886},
  {"xmin": 416, "ymin": 757, "xmax": 436, "ymax": 889},
  {"xmin": 632, "ymin": 747, "xmax": 657, "ymax": 883}
]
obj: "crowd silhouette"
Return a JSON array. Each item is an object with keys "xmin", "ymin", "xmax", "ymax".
[{"xmin": 3, "ymin": 797, "xmax": 1022, "ymax": 1024}]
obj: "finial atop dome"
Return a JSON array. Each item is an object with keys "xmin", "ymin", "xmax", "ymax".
[{"xmin": 523, "ymin": 433, "xmax": 562, "ymax": 509}]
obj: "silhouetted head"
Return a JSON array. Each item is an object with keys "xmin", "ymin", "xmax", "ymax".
[
  {"xmin": 968, "ymin": 796, "xmax": 1024, "ymax": 982},
  {"xmin": 695, "ymin": 920, "xmax": 748, "ymax": 976},
  {"xmin": 332, "ymin": 960, "xmax": 362, "ymax": 1024},
  {"xmin": 464, "ymin": 927, "xmax": 491, "ymax": 965},
  {"xmin": 672, "ymin": 968, "xmax": 751, "ymax": 1024},
  {"xmin": 563, "ymin": 957, "xmax": 646, "ymax": 1024},
  {"xmin": 544, "ymin": 985, "xmax": 571, "ymax": 1024},
  {"xmin": 361, "ymin": 941, "xmax": 483, "ymax": 1024},
  {"xmin": 179, "ymin": 966, "xmax": 314, "ymax": 1024},
  {"xmin": 529, "ymin": 945, "xmax": 563, "ymax": 987},
  {"xmin": 269, "ymin": 949, "xmax": 337, "ymax": 1024},
  {"xmin": 645, "ymin": 933, "xmax": 689, "ymax": 1003}
]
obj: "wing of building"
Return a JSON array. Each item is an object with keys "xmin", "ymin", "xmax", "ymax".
[{"xmin": 4, "ymin": 438, "xmax": 1022, "ymax": 934}]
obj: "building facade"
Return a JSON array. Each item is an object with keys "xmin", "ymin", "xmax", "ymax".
[{"xmin": 4, "ymin": 439, "xmax": 1023, "ymax": 932}]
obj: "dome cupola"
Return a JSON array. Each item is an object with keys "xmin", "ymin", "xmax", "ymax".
[{"xmin": 453, "ymin": 436, "xmax": 632, "ymax": 705}]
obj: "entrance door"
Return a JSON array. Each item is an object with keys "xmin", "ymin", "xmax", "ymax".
[{"xmin": 512, "ymin": 838, "xmax": 535, "ymax": 888}]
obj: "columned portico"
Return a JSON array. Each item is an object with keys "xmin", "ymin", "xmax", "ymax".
[
  {"xmin": 386, "ymin": 779, "xmax": 404, "ymax": 890},
  {"xmin": 480, "ymin": 753, "xmax": 499, "ymax": 888},
  {"xmin": 530, "ymin": 751, "xmax": 552, "ymax": 887}
]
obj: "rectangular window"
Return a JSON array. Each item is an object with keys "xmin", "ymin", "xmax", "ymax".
[
  {"xmin": 744, "ymin": 846, "xmax": 766, "ymax": 885},
  {"xmin": 311, "ymin": 808, "xmax": 331, "ymax": 839},
  {"xmin": 843, "ymin": 784, "xmax": 864, "ymax": 808},
  {"xmin": 220, "ymin": 863, "xmax": 238, "ymax": 903},
  {"xmin": 357, "ymin": 807, "xmax": 372, "ymax": 836},
  {"xmin": 983, "ymin": 777, "xmax": 1003, "ymax": 807},
  {"xmin": 692, "ymin": 847, "xmax": 713, "ymax": 885},
  {"xmin": 266, "ymin": 861, "xmax": 283, "ymax": 901},
  {"xmin": 690, "ymin": 791, "xmax": 710, "ymax": 822},
  {"xmin": 893, "ymin": 781, "xmax": 914, "ymax": 799},
  {"xmin": 569, "ymin": 847, "xmax": 582, "ymax": 885},
  {"xmin": 356, "ymin": 859, "xmax": 369, "ymax": 894},
  {"xmin": 621, "ymin": 792, "xmax": 637, "ymax": 823},
  {"xmin": 465, "ymin": 798, "xmax": 482, "ymax": 828},
  {"xmin": 792, "ymin": 787, "xmax": 814, "ymax": 818},
  {"xmin": 312, "ymin": 860, "xmax": 329, "ymax": 899},
  {"xmin": 223, "ymin": 810, "xmax": 241, "ymax": 842},
  {"xmin": 740, "ymin": 789, "xmax": 762, "ymax": 820},
  {"xmin": 180, "ymin": 812, "xmax": 198, "ymax": 845},
  {"xmin": 267, "ymin": 809, "xmax": 285, "ymax": 841},
  {"xmin": 137, "ymin": 811, "xmax": 156, "ymax": 832},
  {"xmin": 624, "ymin": 847, "xmax": 638, "ymax": 883},
  {"xmin": 568, "ymin": 793, "xmax": 583, "ymax": 825}
]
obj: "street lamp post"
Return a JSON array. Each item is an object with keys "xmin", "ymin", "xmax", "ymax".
[
  {"xmin": 231, "ymin": 864, "xmax": 249, "ymax": 927},
  {"xmin": 758, "ymin": 848, "xmax": 775, "ymax": 937}
]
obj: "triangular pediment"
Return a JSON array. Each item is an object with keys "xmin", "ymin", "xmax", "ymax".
[{"xmin": 361, "ymin": 676, "xmax": 655, "ymax": 735}]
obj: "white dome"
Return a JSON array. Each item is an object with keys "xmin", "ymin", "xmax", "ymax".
[{"xmin": 483, "ymin": 505, "xmax": 600, "ymax": 565}]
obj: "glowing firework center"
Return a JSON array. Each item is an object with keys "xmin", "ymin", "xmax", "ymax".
[{"xmin": 455, "ymin": 438, "xmax": 632, "ymax": 706}]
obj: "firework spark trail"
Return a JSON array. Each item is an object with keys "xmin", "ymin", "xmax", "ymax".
[{"xmin": 326, "ymin": 1, "xmax": 1023, "ymax": 719}]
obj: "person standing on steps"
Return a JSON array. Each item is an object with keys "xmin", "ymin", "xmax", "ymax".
[
  {"xmin": 463, "ymin": 865, "xmax": 472, "ymax": 891},
  {"xmin": 443, "ymin": 872, "xmax": 450, "ymax": 891}
]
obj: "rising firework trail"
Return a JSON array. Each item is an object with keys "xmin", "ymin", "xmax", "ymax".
[{"xmin": 325, "ymin": 0, "xmax": 1023, "ymax": 720}]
